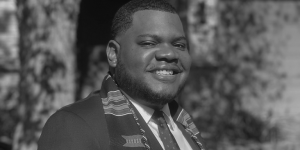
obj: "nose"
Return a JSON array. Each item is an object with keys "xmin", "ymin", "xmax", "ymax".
[{"xmin": 155, "ymin": 45, "xmax": 179, "ymax": 62}]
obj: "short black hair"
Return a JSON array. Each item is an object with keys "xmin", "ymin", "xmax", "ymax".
[{"xmin": 110, "ymin": 0, "xmax": 177, "ymax": 39}]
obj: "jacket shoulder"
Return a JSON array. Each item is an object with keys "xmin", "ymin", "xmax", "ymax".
[
  {"xmin": 60, "ymin": 92, "xmax": 109, "ymax": 144},
  {"xmin": 39, "ymin": 91, "xmax": 109, "ymax": 150},
  {"xmin": 61, "ymin": 91, "xmax": 103, "ymax": 118}
]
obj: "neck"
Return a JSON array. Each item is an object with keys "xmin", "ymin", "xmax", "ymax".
[{"xmin": 120, "ymin": 89, "xmax": 164, "ymax": 110}]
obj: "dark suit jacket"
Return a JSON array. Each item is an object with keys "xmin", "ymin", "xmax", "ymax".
[
  {"xmin": 38, "ymin": 93, "xmax": 202, "ymax": 150},
  {"xmin": 38, "ymin": 94, "xmax": 109, "ymax": 150}
]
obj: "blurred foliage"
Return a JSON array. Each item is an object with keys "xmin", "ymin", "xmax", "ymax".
[
  {"xmin": 1, "ymin": 0, "xmax": 80, "ymax": 149},
  {"xmin": 0, "ymin": 10, "xmax": 13, "ymax": 60},
  {"xmin": 76, "ymin": 45, "xmax": 108, "ymax": 100},
  {"xmin": 181, "ymin": 1, "xmax": 285, "ymax": 150},
  {"xmin": 1, "ymin": 0, "xmax": 299, "ymax": 150},
  {"xmin": 0, "ymin": 2, "xmax": 19, "ymax": 148}
]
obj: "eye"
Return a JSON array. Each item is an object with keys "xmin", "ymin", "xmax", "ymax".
[
  {"xmin": 173, "ymin": 43, "xmax": 186, "ymax": 50},
  {"xmin": 139, "ymin": 41, "xmax": 157, "ymax": 47}
]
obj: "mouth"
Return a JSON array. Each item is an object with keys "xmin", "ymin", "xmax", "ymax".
[
  {"xmin": 148, "ymin": 66, "xmax": 182, "ymax": 82},
  {"xmin": 154, "ymin": 70, "xmax": 178, "ymax": 76},
  {"xmin": 148, "ymin": 64, "xmax": 182, "ymax": 76}
]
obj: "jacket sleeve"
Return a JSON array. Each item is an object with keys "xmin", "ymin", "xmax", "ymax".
[{"xmin": 38, "ymin": 110, "xmax": 100, "ymax": 150}]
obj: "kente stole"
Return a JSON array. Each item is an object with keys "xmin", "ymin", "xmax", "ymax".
[{"xmin": 99, "ymin": 75, "xmax": 205, "ymax": 150}]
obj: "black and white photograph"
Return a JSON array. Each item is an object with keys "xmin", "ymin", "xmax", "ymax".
[{"xmin": 0, "ymin": 0, "xmax": 299, "ymax": 150}]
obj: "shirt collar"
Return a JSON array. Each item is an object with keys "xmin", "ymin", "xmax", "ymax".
[
  {"xmin": 129, "ymin": 98, "xmax": 175, "ymax": 130},
  {"xmin": 130, "ymin": 98, "xmax": 154, "ymax": 123}
]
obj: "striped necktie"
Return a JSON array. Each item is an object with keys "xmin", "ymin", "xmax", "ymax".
[{"xmin": 152, "ymin": 110, "xmax": 180, "ymax": 150}]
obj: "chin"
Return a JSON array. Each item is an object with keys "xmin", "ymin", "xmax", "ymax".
[{"xmin": 150, "ymin": 84, "xmax": 179, "ymax": 95}]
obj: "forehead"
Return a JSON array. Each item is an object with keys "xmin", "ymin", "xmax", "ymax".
[{"xmin": 125, "ymin": 10, "xmax": 185, "ymax": 38}]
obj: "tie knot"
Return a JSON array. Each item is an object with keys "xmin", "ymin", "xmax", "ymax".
[
  {"xmin": 152, "ymin": 110, "xmax": 166, "ymax": 124},
  {"xmin": 152, "ymin": 110, "xmax": 164, "ymax": 118}
]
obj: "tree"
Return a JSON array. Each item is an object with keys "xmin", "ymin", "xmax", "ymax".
[
  {"xmin": 182, "ymin": 0, "xmax": 286, "ymax": 149},
  {"xmin": 11, "ymin": 0, "xmax": 80, "ymax": 149},
  {"xmin": 0, "ymin": 1, "xmax": 19, "ymax": 149}
]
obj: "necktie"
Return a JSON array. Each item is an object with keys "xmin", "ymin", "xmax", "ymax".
[{"xmin": 152, "ymin": 110, "xmax": 180, "ymax": 150}]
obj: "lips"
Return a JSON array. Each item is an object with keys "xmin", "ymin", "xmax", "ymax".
[{"xmin": 147, "ymin": 65, "xmax": 183, "ymax": 83}]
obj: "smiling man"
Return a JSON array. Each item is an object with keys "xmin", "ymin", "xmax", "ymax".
[{"xmin": 38, "ymin": 0, "xmax": 205, "ymax": 150}]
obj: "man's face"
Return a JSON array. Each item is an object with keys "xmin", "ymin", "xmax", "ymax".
[{"xmin": 115, "ymin": 10, "xmax": 191, "ymax": 109}]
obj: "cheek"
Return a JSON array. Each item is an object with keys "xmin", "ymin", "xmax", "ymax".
[
  {"xmin": 180, "ymin": 52, "xmax": 192, "ymax": 70},
  {"xmin": 121, "ymin": 50, "xmax": 149, "ymax": 72},
  {"xmin": 130, "ymin": 50, "xmax": 154, "ymax": 65}
]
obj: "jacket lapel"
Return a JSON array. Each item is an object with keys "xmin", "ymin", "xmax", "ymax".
[
  {"xmin": 175, "ymin": 121, "xmax": 201, "ymax": 150},
  {"xmin": 169, "ymin": 100, "xmax": 205, "ymax": 150},
  {"xmin": 130, "ymin": 103, "xmax": 164, "ymax": 150}
]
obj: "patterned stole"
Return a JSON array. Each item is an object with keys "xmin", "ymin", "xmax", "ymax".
[{"xmin": 99, "ymin": 74, "xmax": 205, "ymax": 150}]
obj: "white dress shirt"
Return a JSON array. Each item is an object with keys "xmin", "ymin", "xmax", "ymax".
[{"xmin": 130, "ymin": 99, "xmax": 193, "ymax": 150}]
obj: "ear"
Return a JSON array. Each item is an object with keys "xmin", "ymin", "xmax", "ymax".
[{"xmin": 106, "ymin": 40, "xmax": 120, "ymax": 68}]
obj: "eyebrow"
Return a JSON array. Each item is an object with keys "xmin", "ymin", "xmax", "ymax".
[
  {"xmin": 137, "ymin": 34, "xmax": 162, "ymax": 42},
  {"xmin": 137, "ymin": 34, "xmax": 187, "ymax": 42},
  {"xmin": 173, "ymin": 36, "xmax": 187, "ymax": 42}
]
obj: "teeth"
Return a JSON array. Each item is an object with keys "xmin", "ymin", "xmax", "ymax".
[{"xmin": 155, "ymin": 70, "xmax": 173, "ymax": 75}]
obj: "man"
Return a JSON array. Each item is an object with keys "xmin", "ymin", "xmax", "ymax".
[{"xmin": 38, "ymin": 0, "xmax": 205, "ymax": 149}]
